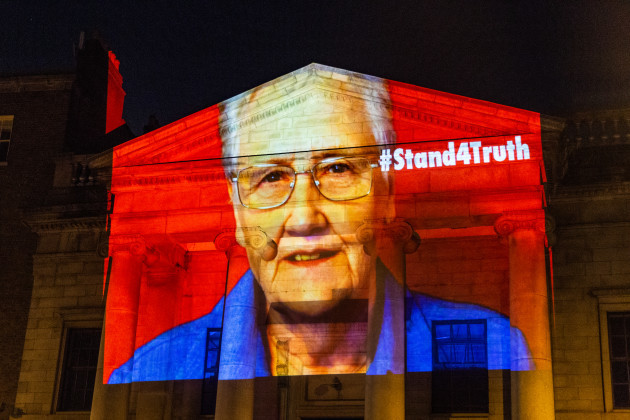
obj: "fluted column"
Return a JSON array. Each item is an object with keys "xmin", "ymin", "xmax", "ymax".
[
  {"xmin": 214, "ymin": 231, "xmax": 257, "ymax": 420},
  {"xmin": 495, "ymin": 211, "xmax": 555, "ymax": 420},
  {"xmin": 357, "ymin": 220, "xmax": 420, "ymax": 420}
]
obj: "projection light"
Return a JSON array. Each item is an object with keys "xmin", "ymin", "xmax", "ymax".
[
  {"xmin": 232, "ymin": 156, "xmax": 378, "ymax": 209},
  {"xmin": 355, "ymin": 220, "xmax": 420, "ymax": 255},
  {"xmin": 234, "ymin": 226, "xmax": 278, "ymax": 260}
]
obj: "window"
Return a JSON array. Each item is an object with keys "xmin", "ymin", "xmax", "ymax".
[
  {"xmin": 432, "ymin": 320, "xmax": 488, "ymax": 413},
  {"xmin": 608, "ymin": 312, "xmax": 630, "ymax": 408},
  {"xmin": 57, "ymin": 328, "xmax": 101, "ymax": 411},
  {"xmin": 201, "ymin": 328, "xmax": 222, "ymax": 415},
  {"xmin": 0, "ymin": 115, "xmax": 13, "ymax": 163},
  {"xmin": 593, "ymin": 288, "xmax": 630, "ymax": 412}
]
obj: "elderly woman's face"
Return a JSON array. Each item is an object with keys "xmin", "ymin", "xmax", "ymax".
[{"xmin": 228, "ymin": 102, "xmax": 393, "ymax": 317}]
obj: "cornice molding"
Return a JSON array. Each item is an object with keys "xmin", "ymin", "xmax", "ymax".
[
  {"xmin": 391, "ymin": 106, "xmax": 505, "ymax": 137},
  {"xmin": 0, "ymin": 74, "xmax": 74, "ymax": 93},
  {"xmin": 590, "ymin": 288, "xmax": 630, "ymax": 304},
  {"xmin": 116, "ymin": 75, "xmax": 535, "ymax": 167},
  {"xmin": 33, "ymin": 251, "xmax": 107, "ymax": 262},
  {"xmin": 219, "ymin": 90, "xmax": 317, "ymax": 138},
  {"xmin": 551, "ymin": 182, "xmax": 630, "ymax": 200},
  {"xmin": 557, "ymin": 221, "xmax": 630, "ymax": 232},
  {"xmin": 56, "ymin": 306, "xmax": 104, "ymax": 321},
  {"xmin": 111, "ymin": 168, "xmax": 227, "ymax": 190},
  {"xmin": 26, "ymin": 216, "xmax": 106, "ymax": 233},
  {"xmin": 220, "ymin": 88, "xmax": 509, "ymax": 141}
]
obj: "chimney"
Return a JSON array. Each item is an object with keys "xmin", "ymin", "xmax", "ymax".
[
  {"xmin": 65, "ymin": 34, "xmax": 128, "ymax": 152},
  {"xmin": 106, "ymin": 51, "xmax": 126, "ymax": 133}
]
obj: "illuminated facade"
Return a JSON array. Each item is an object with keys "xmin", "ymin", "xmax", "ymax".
[{"xmin": 5, "ymin": 62, "xmax": 630, "ymax": 420}]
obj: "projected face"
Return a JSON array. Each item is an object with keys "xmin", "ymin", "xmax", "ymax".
[{"xmin": 227, "ymin": 103, "xmax": 392, "ymax": 318}]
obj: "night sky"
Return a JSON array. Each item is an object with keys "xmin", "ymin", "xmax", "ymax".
[{"xmin": 2, "ymin": 1, "xmax": 630, "ymax": 135}]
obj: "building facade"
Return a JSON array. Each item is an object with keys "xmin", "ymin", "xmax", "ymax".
[
  {"xmin": 547, "ymin": 110, "xmax": 630, "ymax": 416},
  {"xmin": 0, "ymin": 72, "xmax": 75, "ymax": 420},
  {"xmin": 0, "ymin": 36, "xmax": 131, "ymax": 420},
  {"xmin": 3, "ymin": 63, "xmax": 630, "ymax": 420}
]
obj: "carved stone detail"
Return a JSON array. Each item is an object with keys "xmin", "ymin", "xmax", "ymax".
[
  {"xmin": 108, "ymin": 234, "xmax": 187, "ymax": 270},
  {"xmin": 493, "ymin": 210, "xmax": 552, "ymax": 240},
  {"xmin": 214, "ymin": 231, "xmax": 238, "ymax": 252},
  {"xmin": 111, "ymin": 169, "xmax": 228, "ymax": 189},
  {"xmin": 108, "ymin": 234, "xmax": 147, "ymax": 256},
  {"xmin": 216, "ymin": 227, "xmax": 276, "ymax": 260},
  {"xmin": 26, "ymin": 217, "xmax": 106, "ymax": 233},
  {"xmin": 355, "ymin": 219, "xmax": 420, "ymax": 254},
  {"xmin": 219, "ymin": 88, "xmax": 504, "ymax": 141},
  {"xmin": 96, "ymin": 232, "xmax": 109, "ymax": 258},
  {"xmin": 237, "ymin": 227, "xmax": 268, "ymax": 250}
]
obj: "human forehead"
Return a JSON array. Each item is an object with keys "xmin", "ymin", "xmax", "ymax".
[
  {"xmin": 227, "ymin": 100, "xmax": 385, "ymax": 149},
  {"xmin": 230, "ymin": 145, "xmax": 383, "ymax": 168},
  {"xmin": 228, "ymin": 127, "xmax": 382, "ymax": 157}
]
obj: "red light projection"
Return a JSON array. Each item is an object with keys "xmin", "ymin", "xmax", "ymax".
[
  {"xmin": 105, "ymin": 51, "xmax": 125, "ymax": 134},
  {"xmin": 104, "ymin": 64, "xmax": 550, "ymax": 407}
]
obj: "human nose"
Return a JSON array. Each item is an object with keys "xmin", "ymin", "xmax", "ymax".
[{"xmin": 283, "ymin": 173, "xmax": 328, "ymax": 237}]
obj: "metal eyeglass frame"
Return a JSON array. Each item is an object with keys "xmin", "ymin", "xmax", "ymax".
[{"xmin": 230, "ymin": 156, "xmax": 379, "ymax": 210}]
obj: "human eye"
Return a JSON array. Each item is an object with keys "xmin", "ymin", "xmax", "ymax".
[
  {"xmin": 261, "ymin": 169, "xmax": 286, "ymax": 183},
  {"xmin": 319, "ymin": 159, "xmax": 356, "ymax": 176},
  {"xmin": 237, "ymin": 166, "xmax": 293, "ymax": 208},
  {"xmin": 327, "ymin": 162, "xmax": 352, "ymax": 174},
  {"xmin": 248, "ymin": 166, "xmax": 293, "ymax": 189},
  {"xmin": 314, "ymin": 157, "xmax": 372, "ymax": 201}
]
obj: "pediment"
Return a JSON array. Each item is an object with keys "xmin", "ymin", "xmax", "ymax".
[{"xmin": 113, "ymin": 63, "xmax": 540, "ymax": 168}]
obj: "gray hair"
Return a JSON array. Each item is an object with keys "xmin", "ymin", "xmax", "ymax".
[{"xmin": 218, "ymin": 65, "xmax": 395, "ymax": 169}]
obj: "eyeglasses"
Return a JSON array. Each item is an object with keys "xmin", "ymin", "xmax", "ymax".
[{"xmin": 231, "ymin": 156, "xmax": 378, "ymax": 209}]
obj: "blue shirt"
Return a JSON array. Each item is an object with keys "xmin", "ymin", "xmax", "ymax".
[{"xmin": 108, "ymin": 266, "xmax": 531, "ymax": 384}]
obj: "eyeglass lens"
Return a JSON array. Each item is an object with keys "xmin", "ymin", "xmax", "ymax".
[{"xmin": 237, "ymin": 157, "xmax": 373, "ymax": 209}]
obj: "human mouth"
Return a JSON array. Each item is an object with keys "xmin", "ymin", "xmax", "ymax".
[{"xmin": 286, "ymin": 250, "xmax": 338, "ymax": 262}]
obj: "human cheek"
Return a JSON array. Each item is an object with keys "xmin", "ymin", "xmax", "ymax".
[
  {"xmin": 236, "ymin": 206, "xmax": 284, "ymax": 239},
  {"xmin": 248, "ymin": 209, "xmax": 286, "ymax": 245},
  {"xmin": 342, "ymin": 197, "xmax": 378, "ymax": 226},
  {"xmin": 330, "ymin": 200, "xmax": 373, "ymax": 286}
]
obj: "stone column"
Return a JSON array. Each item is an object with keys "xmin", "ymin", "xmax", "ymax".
[
  {"xmin": 495, "ymin": 211, "xmax": 555, "ymax": 420},
  {"xmin": 357, "ymin": 220, "xmax": 419, "ymax": 420},
  {"xmin": 91, "ymin": 236, "xmax": 147, "ymax": 420},
  {"xmin": 214, "ymin": 232, "xmax": 257, "ymax": 420}
]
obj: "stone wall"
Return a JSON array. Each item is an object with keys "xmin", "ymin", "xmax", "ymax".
[
  {"xmin": 12, "ymin": 222, "xmax": 106, "ymax": 419},
  {"xmin": 0, "ymin": 75, "xmax": 73, "ymax": 419},
  {"xmin": 551, "ymin": 199, "xmax": 630, "ymax": 419},
  {"xmin": 549, "ymin": 110, "xmax": 630, "ymax": 419}
]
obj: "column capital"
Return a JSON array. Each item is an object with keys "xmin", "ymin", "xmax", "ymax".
[
  {"xmin": 214, "ymin": 231, "xmax": 239, "ymax": 252},
  {"xmin": 215, "ymin": 227, "xmax": 269, "ymax": 250},
  {"xmin": 493, "ymin": 210, "xmax": 552, "ymax": 237},
  {"xmin": 108, "ymin": 234, "xmax": 187, "ymax": 269},
  {"xmin": 108, "ymin": 234, "xmax": 150, "ymax": 257},
  {"xmin": 214, "ymin": 231, "xmax": 244, "ymax": 260},
  {"xmin": 214, "ymin": 228, "xmax": 269, "ymax": 260},
  {"xmin": 355, "ymin": 218, "xmax": 420, "ymax": 254},
  {"xmin": 148, "ymin": 240, "xmax": 188, "ymax": 270}
]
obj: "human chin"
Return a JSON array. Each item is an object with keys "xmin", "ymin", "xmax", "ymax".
[{"xmin": 256, "ymin": 247, "xmax": 366, "ymax": 317}]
